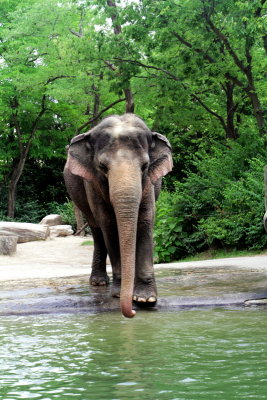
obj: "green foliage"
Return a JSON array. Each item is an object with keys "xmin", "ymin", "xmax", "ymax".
[
  {"xmin": 155, "ymin": 146, "xmax": 267, "ymax": 262},
  {"xmin": 0, "ymin": 197, "xmax": 46, "ymax": 223},
  {"xmin": 154, "ymin": 191, "xmax": 180, "ymax": 262},
  {"xmin": 47, "ymin": 200, "xmax": 76, "ymax": 228},
  {"xmin": 81, "ymin": 240, "xmax": 94, "ymax": 246},
  {"xmin": 198, "ymin": 157, "xmax": 267, "ymax": 250},
  {"xmin": 0, "ymin": 0, "xmax": 266, "ymax": 258}
]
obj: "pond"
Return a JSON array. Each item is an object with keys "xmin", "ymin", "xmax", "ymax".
[{"xmin": 1, "ymin": 309, "xmax": 266, "ymax": 400}]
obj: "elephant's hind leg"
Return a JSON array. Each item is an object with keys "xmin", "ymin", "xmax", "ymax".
[{"xmin": 90, "ymin": 227, "xmax": 109, "ymax": 286}]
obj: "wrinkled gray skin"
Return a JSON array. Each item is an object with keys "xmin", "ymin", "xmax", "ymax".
[{"xmin": 64, "ymin": 114, "xmax": 173, "ymax": 318}]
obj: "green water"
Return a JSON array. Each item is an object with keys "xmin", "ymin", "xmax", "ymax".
[{"xmin": 0, "ymin": 309, "xmax": 266, "ymax": 400}]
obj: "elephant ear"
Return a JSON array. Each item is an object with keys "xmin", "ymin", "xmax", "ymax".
[
  {"xmin": 148, "ymin": 132, "xmax": 173, "ymax": 184},
  {"xmin": 65, "ymin": 131, "xmax": 94, "ymax": 181}
]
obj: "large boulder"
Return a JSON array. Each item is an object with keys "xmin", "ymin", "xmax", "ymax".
[
  {"xmin": 40, "ymin": 214, "xmax": 63, "ymax": 226},
  {"xmin": 49, "ymin": 225, "xmax": 74, "ymax": 237},
  {"xmin": 0, "ymin": 222, "xmax": 50, "ymax": 243}
]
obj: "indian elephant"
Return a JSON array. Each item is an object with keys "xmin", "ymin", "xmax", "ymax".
[{"xmin": 64, "ymin": 114, "xmax": 173, "ymax": 318}]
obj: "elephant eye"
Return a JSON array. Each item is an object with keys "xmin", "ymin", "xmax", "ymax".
[
  {"xmin": 99, "ymin": 162, "xmax": 108, "ymax": 174},
  {"xmin": 141, "ymin": 162, "xmax": 148, "ymax": 173}
]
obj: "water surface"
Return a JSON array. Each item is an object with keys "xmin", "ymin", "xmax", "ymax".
[{"xmin": 0, "ymin": 309, "xmax": 266, "ymax": 400}]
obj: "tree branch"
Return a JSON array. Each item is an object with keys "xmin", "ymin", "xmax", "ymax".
[
  {"xmin": 46, "ymin": 75, "xmax": 75, "ymax": 84},
  {"xmin": 172, "ymin": 30, "xmax": 246, "ymax": 89},
  {"xmin": 103, "ymin": 60, "xmax": 117, "ymax": 71},
  {"xmin": 69, "ymin": 28, "xmax": 83, "ymax": 38},
  {"xmin": 225, "ymin": 73, "xmax": 245, "ymax": 89},
  {"xmin": 10, "ymin": 98, "xmax": 23, "ymax": 153},
  {"xmin": 254, "ymin": 0, "xmax": 267, "ymax": 55},
  {"xmin": 107, "ymin": 0, "xmax": 122, "ymax": 35},
  {"xmin": 191, "ymin": 93, "xmax": 227, "ymax": 131},
  {"xmin": 76, "ymin": 97, "xmax": 126, "ymax": 133},
  {"xmin": 172, "ymin": 31, "xmax": 215, "ymax": 63},
  {"xmin": 255, "ymin": 0, "xmax": 267, "ymax": 17},
  {"xmin": 27, "ymin": 95, "xmax": 47, "ymax": 153},
  {"xmin": 106, "ymin": 1, "xmax": 134, "ymax": 112},
  {"xmin": 11, "ymin": 112, "xmax": 23, "ymax": 153},
  {"xmin": 263, "ymin": 34, "xmax": 267, "ymax": 55},
  {"xmin": 204, "ymin": 17, "xmax": 247, "ymax": 73},
  {"xmin": 111, "ymin": 58, "xmax": 182, "ymax": 82},
  {"xmin": 28, "ymin": 52, "xmax": 48, "ymax": 63}
]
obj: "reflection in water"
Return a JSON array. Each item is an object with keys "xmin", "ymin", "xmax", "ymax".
[{"xmin": 0, "ymin": 309, "xmax": 266, "ymax": 400}]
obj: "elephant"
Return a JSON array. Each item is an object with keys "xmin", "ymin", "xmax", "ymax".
[{"xmin": 64, "ymin": 114, "xmax": 173, "ymax": 318}]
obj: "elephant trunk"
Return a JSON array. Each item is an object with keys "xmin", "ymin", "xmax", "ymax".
[{"xmin": 109, "ymin": 162, "xmax": 142, "ymax": 318}]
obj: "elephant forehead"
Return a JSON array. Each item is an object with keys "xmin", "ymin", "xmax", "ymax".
[
  {"xmin": 114, "ymin": 148, "xmax": 138, "ymax": 159},
  {"xmin": 96, "ymin": 114, "xmax": 150, "ymax": 140},
  {"xmin": 111, "ymin": 122, "xmax": 138, "ymax": 138}
]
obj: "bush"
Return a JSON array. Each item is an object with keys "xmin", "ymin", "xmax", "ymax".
[
  {"xmin": 198, "ymin": 158, "xmax": 267, "ymax": 250},
  {"xmin": 154, "ymin": 191, "xmax": 181, "ymax": 262},
  {"xmin": 154, "ymin": 144, "xmax": 267, "ymax": 262},
  {"xmin": 47, "ymin": 200, "xmax": 76, "ymax": 228},
  {"xmin": 0, "ymin": 197, "xmax": 47, "ymax": 223}
]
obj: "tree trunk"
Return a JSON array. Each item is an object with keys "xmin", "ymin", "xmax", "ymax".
[
  {"xmin": 246, "ymin": 83, "xmax": 266, "ymax": 137},
  {"xmin": 106, "ymin": 0, "xmax": 135, "ymax": 113},
  {"xmin": 8, "ymin": 155, "xmax": 27, "ymax": 218},
  {"xmin": 263, "ymin": 34, "xmax": 267, "ymax": 55},
  {"xmin": 107, "ymin": 0, "xmax": 122, "ymax": 34},
  {"xmin": 225, "ymin": 81, "xmax": 238, "ymax": 140},
  {"xmin": 264, "ymin": 166, "xmax": 267, "ymax": 212},
  {"xmin": 74, "ymin": 204, "xmax": 86, "ymax": 236},
  {"xmin": 124, "ymin": 88, "xmax": 135, "ymax": 113},
  {"xmin": 264, "ymin": 165, "xmax": 267, "ymax": 232}
]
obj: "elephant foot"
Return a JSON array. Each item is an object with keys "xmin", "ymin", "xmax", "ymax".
[
  {"xmin": 89, "ymin": 272, "xmax": 109, "ymax": 286},
  {"xmin": 133, "ymin": 279, "xmax": 157, "ymax": 307},
  {"xmin": 111, "ymin": 278, "xmax": 121, "ymax": 298}
]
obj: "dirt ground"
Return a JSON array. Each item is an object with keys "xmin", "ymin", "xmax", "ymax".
[
  {"xmin": 0, "ymin": 235, "xmax": 267, "ymax": 282},
  {"xmin": 0, "ymin": 236, "xmax": 95, "ymax": 281}
]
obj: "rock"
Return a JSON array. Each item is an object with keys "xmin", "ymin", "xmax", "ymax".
[
  {"xmin": 49, "ymin": 225, "xmax": 73, "ymax": 237},
  {"xmin": 40, "ymin": 214, "xmax": 63, "ymax": 226},
  {"xmin": 244, "ymin": 298, "xmax": 267, "ymax": 306},
  {"xmin": 0, "ymin": 222, "xmax": 50, "ymax": 243},
  {"xmin": 0, "ymin": 236, "xmax": 18, "ymax": 255}
]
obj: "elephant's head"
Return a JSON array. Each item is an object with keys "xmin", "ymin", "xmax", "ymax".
[{"xmin": 65, "ymin": 114, "xmax": 172, "ymax": 318}]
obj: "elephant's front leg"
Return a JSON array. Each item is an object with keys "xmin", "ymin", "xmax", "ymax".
[
  {"xmin": 98, "ymin": 215, "xmax": 122, "ymax": 298},
  {"xmin": 89, "ymin": 227, "xmax": 109, "ymax": 286},
  {"xmin": 134, "ymin": 198, "xmax": 157, "ymax": 306}
]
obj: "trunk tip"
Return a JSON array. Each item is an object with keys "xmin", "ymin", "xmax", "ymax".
[
  {"xmin": 121, "ymin": 302, "xmax": 136, "ymax": 318},
  {"xmin": 123, "ymin": 309, "xmax": 136, "ymax": 318}
]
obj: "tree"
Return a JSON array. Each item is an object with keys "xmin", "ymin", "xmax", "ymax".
[
  {"xmin": 110, "ymin": 0, "xmax": 266, "ymax": 142},
  {"xmin": 0, "ymin": 0, "xmax": 266, "ymax": 256},
  {"xmin": 0, "ymin": 0, "xmax": 128, "ymax": 217},
  {"xmin": 0, "ymin": 0, "xmax": 78, "ymax": 216}
]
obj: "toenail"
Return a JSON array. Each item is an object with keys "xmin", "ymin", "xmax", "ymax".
[{"xmin": 137, "ymin": 297, "xmax": 146, "ymax": 302}]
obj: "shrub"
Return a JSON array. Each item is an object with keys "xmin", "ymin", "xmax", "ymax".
[
  {"xmin": 47, "ymin": 200, "xmax": 76, "ymax": 228},
  {"xmin": 154, "ymin": 145, "xmax": 267, "ymax": 262},
  {"xmin": 154, "ymin": 191, "xmax": 181, "ymax": 263},
  {"xmin": 198, "ymin": 158, "xmax": 267, "ymax": 250}
]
